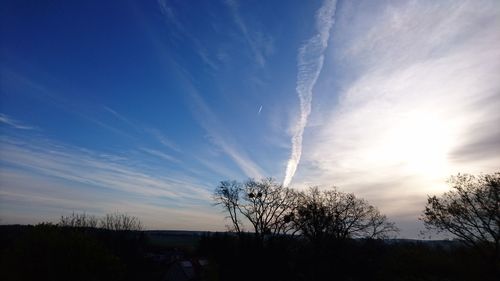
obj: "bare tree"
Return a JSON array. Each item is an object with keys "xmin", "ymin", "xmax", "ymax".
[
  {"xmin": 292, "ymin": 187, "xmax": 332, "ymax": 242},
  {"xmin": 214, "ymin": 180, "xmax": 396, "ymax": 242},
  {"xmin": 422, "ymin": 172, "xmax": 500, "ymax": 259},
  {"xmin": 100, "ymin": 212, "xmax": 143, "ymax": 231},
  {"xmin": 364, "ymin": 208, "xmax": 398, "ymax": 239},
  {"xmin": 59, "ymin": 212, "xmax": 99, "ymax": 228},
  {"xmin": 240, "ymin": 178, "xmax": 299, "ymax": 238},
  {"xmin": 214, "ymin": 180, "xmax": 244, "ymax": 233},
  {"xmin": 293, "ymin": 187, "xmax": 398, "ymax": 242},
  {"xmin": 58, "ymin": 212, "xmax": 142, "ymax": 232},
  {"xmin": 214, "ymin": 178, "xmax": 299, "ymax": 239}
]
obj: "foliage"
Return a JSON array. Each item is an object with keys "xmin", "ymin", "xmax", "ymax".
[
  {"xmin": 422, "ymin": 172, "xmax": 500, "ymax": 259},
  {"xmin": 214, "ymin": 179, "xmax": 397, "ymax": 241},
  {"xmin": 293, "ymin": 187, "xmax": 398, "ymax": 242},
  {"xmin": 59, "ymin": 212, "xmax": 142, "ymax": 231}
]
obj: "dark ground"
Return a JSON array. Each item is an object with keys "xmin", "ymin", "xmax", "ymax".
[{"xmin": 1, "ymin": 225, "xmax": 498, "ymax": 281}]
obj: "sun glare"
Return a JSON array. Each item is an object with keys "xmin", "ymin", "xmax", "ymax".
[{"xmin": 389, "ymin": 111, "xmax": 453, "ymax": 179}]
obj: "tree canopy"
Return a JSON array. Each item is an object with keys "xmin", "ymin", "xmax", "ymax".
[
  {"xmin": 213, "ymin": 178, "xmax": 398, "ymax": 241},
  {"xmin": 422, "ymin": 172, "xmax": 500, "ymax": 259},
  {"xmin": 293, "ymin": 187, "xmax": 398, "ymax": 242}
]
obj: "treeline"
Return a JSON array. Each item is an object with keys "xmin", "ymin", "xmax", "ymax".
[
  {"xmin": 208, "ymin": 173, "xmax": 499, "ymax": 280},
  {"xmin": 0, "ymin": 213, "xmax": 157, "ymax": 281},
  {"xmin": 59, "ymin": 212, "xmax": 142, "ymax": 231},
  {"xmin": 214, "ymin": 178, "xmax": 398, "ymax": 242},
  {"xmin": 197, "ymin": 232, "xmax": 491, "ymax": 281}
]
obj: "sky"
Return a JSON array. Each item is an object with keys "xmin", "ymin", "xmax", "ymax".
[{"xmin": 1, "ymin": 0, "xmax": 499, "ymax": 238}]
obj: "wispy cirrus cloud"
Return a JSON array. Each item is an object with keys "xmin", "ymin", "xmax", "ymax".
[
  {"xmin": 0, "ymin": 113, "xmax": 36, "ymax": 130},
  {"xmin": 0, "ymin": 135, "xmax": 221, "ymax": 228},
  {"xmin": 146, "ymin": 128, "xmax": 182, "ymax": 153},
  {"xmin": 103, "ymin": 106, "xmax": 137, "ymax": 128},
  {"xmin": 187, "ymin": 87, "xmax": 265, "ymax": 179},
  {"xmin": 283, "ymin": 0, "xmax": 337, "ymax": 187},
  {"xmin": 0, "ymin": 136, "xmax": 210, "ymax": 199},
  {"xmin": 224, "ymin": 0, "xmax": 274, "ymax": 67},
  {"xmin": 139, "ymin": 147, "xmax": 180, "ymax": 164},
  {"xmin": 0, "ymin": 168, "xmax": 223, "ymax": 230},
  {"xmin": 158, "ymin": 0, "xmax": 219, "ymax": 70},
  {"xmin": 156, "ymin": 0, "xmax": 267, "ymax": 179},
  {"xmin": 104, "ymin": 106, "xmax": 185, "ymax": 155},
  {"xmin": 293, "ymin": 0, "xmax": 500, "ymax": 237},
  {"xmin": 1, "ymin": 70, "xmax": 136, "ymax": 138},
  {"xmin": 151, "ymin": 30, "xmax": 265, "ymax": 179}
]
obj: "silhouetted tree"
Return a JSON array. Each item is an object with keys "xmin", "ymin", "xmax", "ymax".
[
  {"xmin": 59, "ymin": 212, "xmax": 99, "ymax": 228},
  {"xmin": 59, "ymin": 212, "xmax": 142, "ymax": 231},
  {"xmin": 100, "ymin": 212, "xmax": 143, "ymax": 231},
  {"xmin": 214, "ymin": 178, "xmax": 298, "ymax": 239},
  {"xmin": 214, "ymin": 180, "xmax": 397, "ymax": 242},
  {"xmin": 241, "ymin": 178, "xmax": 298, "ymax": 238},
  {"xmin": 293, "ymin": 187, "xmax": 398, "ymax": 242},
  {"xmin": 291, "ymin": 187, "xmax": 331, "ymax": 243},
  {"xmin": 422, "ymin": 172, "xmax": 500, "ymax": 260},
  {"xmin": 214, "ymin": 180, "xmax": 244, "ymax": 233}
]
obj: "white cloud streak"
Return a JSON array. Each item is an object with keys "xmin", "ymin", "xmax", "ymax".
[
  {"xmin": 0, "ymin": 113, "xmax": 35, "ymax": 130},
  {"xmin": 283, "ymin": 0, "xmax": 337, "ymax": 187},
  {"xmin": 225, "ymin": 0, "xmax": 274, "ymax": 67},
  {"xmin": 139, "ymin": 147, "xmax": 180, "ymax": 163},
  {"xmin": 103, "ymin": 106, "xmax": 137, "ymax": 128},
  {"xmin": 0, "ymin": 136, "xmax": 223, "ymax": 229},
  {"xmin": 0, "ymin": 168, "xmax": 223, "ymax": 230},
  {"xmin": 146, "ymin": 128, "xmax": 182, "ymax": 153},
  {"xmin": 0, "ymin": 136, "xmax": 211, "ymax": 201},
  {"xmin": 188, "ymin": 89, "xmax": 265, "ymax": 179},
  {"xmin": 158, "ymin": 0, "xmax": 219, "ymax": 70},
  {"xmin": 156, "ymin": 1, "xmax": 264, "ymax": 179}
]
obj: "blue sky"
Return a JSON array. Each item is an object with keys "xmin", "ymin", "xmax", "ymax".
[{"xmin": 1, "ymin": 0, "xmax": 499, "ymax": 238}]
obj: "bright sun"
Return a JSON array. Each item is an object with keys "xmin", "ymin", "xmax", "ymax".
[
  {"xmin": 376, "ymin": 111, "xmax": 455, "ymax": 184},
  {"xmin": 398, "ymin": 112, "xmax": 452, "ymax": 176}
]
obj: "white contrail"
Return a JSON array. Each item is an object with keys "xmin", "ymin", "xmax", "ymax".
[
  {"xmin": 258, "ymin": 105, "xmax": 263, "ymax": 115},
  {"xmin": 283, "ymin": 0, "xmax": 337, "ymax": 187}
]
